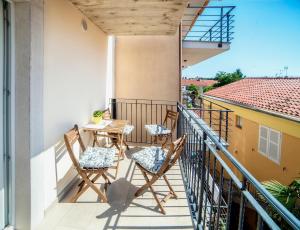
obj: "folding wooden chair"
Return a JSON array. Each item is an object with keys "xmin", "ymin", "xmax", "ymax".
[
  {"xmin": 145, "ymin": 110, "xmax": 179, "ymax": 147},
  {"xmin": 132, "ymin": 134, "xmax": 186, "ymax": 214},
  {"xmin": 64, "ymin": 125, "xmax": 115, "ymax": 203}
]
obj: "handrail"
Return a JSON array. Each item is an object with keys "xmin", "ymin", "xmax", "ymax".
[
  {"xmin": 183, "ymin": 6, "xmax": 236, "ymax": 44},
  {"xmin": 178, "ymin": 103, "xmax": 300, "ymax": 230}
]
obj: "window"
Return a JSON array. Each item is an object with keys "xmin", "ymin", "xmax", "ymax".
[
  {"xmin": 236, "ymin": 115, "xmax": 243, "ymax": 128},
  {"xmin": 258, "ymin": 126, "xmax": 281, "ymax": 164}
]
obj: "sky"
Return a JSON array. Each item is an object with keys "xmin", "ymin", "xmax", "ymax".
[{"xmin": 182, "ymin": 0, "xmax": 300, "ymax": 78}]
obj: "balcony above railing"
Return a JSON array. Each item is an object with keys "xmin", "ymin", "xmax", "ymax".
[{"xmin": 182, "ymin": 6, "xmax": 235, "ymax": 46}]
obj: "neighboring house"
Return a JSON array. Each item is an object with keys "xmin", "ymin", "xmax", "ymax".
[
  {"xmin": 204, "ymin": 77, "xmax": 300, "ymax": 185},
  {"xmin": 181, "ymin": 78, "xmax": 216, "ymax": 94}
]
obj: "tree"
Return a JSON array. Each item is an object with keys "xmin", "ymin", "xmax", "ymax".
[
  {"xmin": 186, "ymin": 84, "xmax": 199, "ymax": 107},
  {"xmin": 260, "ymin": 179, "xmax": 300, "ymax": 229},
  {"xmin": 186, "ymin": 84, "xmax": 199, "ymax": 96},
  {"xmin": 203, "ymin": 85, "xmax": 214, "ymax": 93},
  {"xmin": 213, "ymin": 69, "xmax": 245, "ymax": 88}
]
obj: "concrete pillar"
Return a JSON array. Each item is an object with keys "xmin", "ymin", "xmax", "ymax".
[{"xmin": 14, "ymin": 0, "xmax": 44, "ymax": 229}]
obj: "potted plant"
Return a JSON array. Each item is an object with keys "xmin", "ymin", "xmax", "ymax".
[{"xmin": 92, "ymin": 110, "xmax": 104, "ymax": 124}]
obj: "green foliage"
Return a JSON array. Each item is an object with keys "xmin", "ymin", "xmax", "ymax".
[
  {"xmin": 187, "ymin": 103, "xmax": 193, "ymax": 108},
  {"xmin": 201, "ymin": 69, "xmax": 245, "ymax": 93},
  {"xmin": 260, "ymin": 179, "xmax": 300, "ymax": 229},
  {"xmin": 187, "ymin": 84, "xmax": 199, "ymax": 95},
  {"xmin": 93, "ymin": 110, "xmax": 104, "ymax": 117},
  {"xmin": 203, "ymin": 85, "xmax": 214, "ymax": 93},
  {"xmin": 213, "ymin": 69, "xmax": 244, "ymax": 88}
]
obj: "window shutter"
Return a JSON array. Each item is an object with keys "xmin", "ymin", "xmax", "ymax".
[
  {"xmin": 268, "ymin": 129, "xmax": 281, "ymax": 163},
  {"xmin": 259, "ymin": 126, "xmax": 268, "ymax": 155}
]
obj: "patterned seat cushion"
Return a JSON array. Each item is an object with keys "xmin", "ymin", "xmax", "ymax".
[
  {"xmin": 79, "ymin": 147, "xmax": 115, "ymax": 169},
  {"xmin": 145, "ymin": 124, "xmax": 171, "ymax": 136},
  {"xmin": 124, "ymin": 125, "xmax": 134, "ymax": 135},
  {"xmin": 132, "ymin": 146, "xmax": 167, "ymax": 173}
]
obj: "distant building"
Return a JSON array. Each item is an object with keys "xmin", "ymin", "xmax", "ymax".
[
  {"xmin": 181, "ymin": 78, "xmax": 217, "ymax": 94},
  {"xmin": 204, "ymin": 77, "xmax": 300, "ymax": 185}
]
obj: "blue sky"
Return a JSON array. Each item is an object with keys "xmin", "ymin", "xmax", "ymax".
[{"xmin": 183, "ymin": 0, "xmax": 300, "ymax": 78}]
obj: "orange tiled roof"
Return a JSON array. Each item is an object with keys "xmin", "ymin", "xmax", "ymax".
[
  {"xmin": 182, "ymin": 79, "xmax": 217, "ymax": 87},
  {"xmin": 205, "ymin": 78, "xmax": 300, "ymax": 120}
]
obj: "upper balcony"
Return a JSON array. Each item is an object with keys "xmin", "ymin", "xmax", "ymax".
[{"xmin": 182, "ymin": 5, "xmax": 235, "ymax": 68}]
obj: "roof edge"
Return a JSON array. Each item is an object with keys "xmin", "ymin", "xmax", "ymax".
[{"xmin": 203, "ymin": 95, "xmax": 300, "ymax": 123}]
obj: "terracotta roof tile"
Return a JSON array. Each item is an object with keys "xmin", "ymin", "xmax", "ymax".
[
  {"xmin": 204, "ymin": 78, "xmax": 300, "ymax": 120},
  {"xmin": 182, "ymin": 79, "xmax": 217, "ymax": 87}
]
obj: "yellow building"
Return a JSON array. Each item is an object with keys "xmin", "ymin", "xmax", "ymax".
[{"xmin": 204, "ymin": 78, "xmax": 300, "ymax": 185}]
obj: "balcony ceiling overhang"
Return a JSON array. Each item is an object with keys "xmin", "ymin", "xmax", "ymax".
[
  {"xmin": 69, "ymin": 0, "xmax": 189, "ymax": 35},
  {"xmin": 182, "ymin": 41, "xmax": 230, "ymax": 68},
  {"xmin": 182, "ymin": 0, "xmax": 209, "ymax": 38}
]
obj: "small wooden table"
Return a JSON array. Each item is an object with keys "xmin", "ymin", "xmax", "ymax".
[{"xmin": 83, "ymin": 119, "xmax": 129, "ymax": 178}]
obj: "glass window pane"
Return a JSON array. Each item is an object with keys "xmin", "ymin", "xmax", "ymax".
[
  {"xmin": 260, "ymin": 126, "xmax": 268, "ymax": 138},
  {"xmin": 269, "ymin": 142, "xmax": 279, "ymax": 162},
  {"xmin": 259, "ymin": 138, "xmax": 268, "ymax": 154},
  {"xmin": 270, "ymin": 130, "xmax": 280, "ymax": 143}
]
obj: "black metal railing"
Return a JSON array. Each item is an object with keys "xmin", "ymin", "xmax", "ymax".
[
  {"xmin": 177, "ymin": 103, "xmax": 300, "ymax": 230},
  {"xmin": 188, "ymin": 97, "xmax": 233, "ymax": 144},
  {"xmin": 182, "ymin": 6, "xmax": 235, "ymax": 45},
  {"xmin": 110, "ymin": 98, "xmax": 177, "ymax": 144}
]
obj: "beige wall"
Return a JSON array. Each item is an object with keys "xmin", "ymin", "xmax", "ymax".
[
  {"xmin": 115, "ymin": 31, "xmax": 180, "ymax": 101},
  {"xmin": 29, "ymin": 0, "xmax": 109, "ymax": 228},
  {"xmin": 44, "ymin": 0, "xmax": 108, "ymax": 147}
]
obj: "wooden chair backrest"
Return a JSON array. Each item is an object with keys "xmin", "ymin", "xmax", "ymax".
[
  {"xmin": 64, "ymin": 125, "xmax": 86, "ymax": 170},
  {"xmin": 102, "ymin": 108, "xmax": 112, "ymax": 120},
  {"xmin": 162, "ymin": 110, "xmax": 179, "ymax": 133},
  {"xmin": 157, "ymin": 134, "xmax": 186, "ymax": 175}
]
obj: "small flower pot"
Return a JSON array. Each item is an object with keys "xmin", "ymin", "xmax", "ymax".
[{"xmin": 92, "ymin": 116, "xmax": 103, "ymax": 124}]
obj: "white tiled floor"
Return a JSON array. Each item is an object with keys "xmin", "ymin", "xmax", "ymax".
[{"xmin": 36, "ymin": 146, "xmax": 194, "ymax": 230}]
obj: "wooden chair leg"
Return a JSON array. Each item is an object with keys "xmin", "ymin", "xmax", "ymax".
[
  {"xmin": 163, "ymin": 174, "xmax": 177, "ymax": 198},
  {"xmin": 92, "ymin": 131, "xmax": 97, "ymax": 147},
  {"xmin": 135, "ymin": 170, "xmax": 158, "ymax": 197},
  {"xmin": 71, "ymin": 182, "xmax": 90, "ymax": 203},
  {"xmin": 123, "ymin": 139, "xmax": 130, "ymax": 150},
  {"xmin": 102, "ymin": 173, "xmax": 111, "ymax": 185},
  {"xmin": 71, "ymin": 171, "xmax": 109, "ymax": 203},
  {"xmin": 140, "ymin": 170, "xmax": 166, "ymax": 215},
  {"xmin": 83, "ymin": 173, "xmax": 108, "ymax": 202}
]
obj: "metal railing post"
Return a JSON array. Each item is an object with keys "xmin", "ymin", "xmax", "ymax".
[
  {"xmin": 225, "ymin": 111, "xmax": 229, "ymax": 142},
  {"xmin": 209, "ymin": 102, "xmax": 212, "ymax": 127},
  {"xmin": 177, "ymin": 102, "xmax": 181, "ymax": 138},
  {"xmin": 197, "ymin": 132, "xmax": 207, "ymax": 228},
  {"xmin": 238, "ymin": 177, "xmax": 247, "ymax": 230},
  {"xmin": 219, "ymin": 111, "xmax": 222, "ymax": 142},
  {"xmin": 219, "ymin": 7, "xmax": 224, "ymax": 47},
  {"xmin": 227, "ymin": 13, "xmax": 230, "ymax": 42},
  {"xmin": 111, "ymin": 98, "xmax": 117, "ymax": 119}
]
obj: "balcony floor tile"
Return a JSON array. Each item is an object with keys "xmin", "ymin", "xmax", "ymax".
[{"xmin": 36, "ymin": 145, "xmax": 193, "ymax": 230}]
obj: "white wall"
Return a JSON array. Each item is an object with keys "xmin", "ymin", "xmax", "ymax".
[{"xmin": 30, "ymin": 0, "xmax": 109, "ymax": 228}]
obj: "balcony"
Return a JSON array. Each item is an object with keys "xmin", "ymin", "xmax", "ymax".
[
  {"xmin": 182, "ymin": 6, "xmax": 235, "ymax": 68},
  {"xmin": 36, "ymin": 99, "xmax": 299, "ymax": 230}
]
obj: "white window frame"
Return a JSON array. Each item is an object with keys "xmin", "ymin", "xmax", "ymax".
[{"xmin": 258, "ymin": 125, "xmax": 282, "ymax": 164}]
